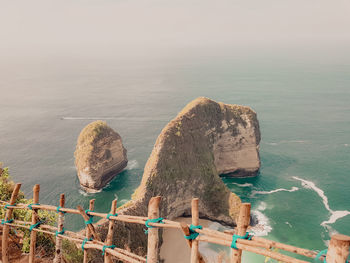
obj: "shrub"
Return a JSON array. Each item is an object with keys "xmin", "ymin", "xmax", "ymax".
[{"xmin": 0, "ymin": 163, "xmax": 57, "ymax": 254}]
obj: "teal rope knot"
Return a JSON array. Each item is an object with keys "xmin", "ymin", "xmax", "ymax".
[
  {"xmin": 102, "ymin": 245, "xmax": 116, "ymax": 255},
  {"xmin": 81, "ymin": 237, "xmax": 93, "ymax": 251},
  {"xmin": 29, "ymin": 221, "xmax": 43, "ymax": 232},
  {"xmin": 57, "ymin": 206, "xmax": 66, "ymax": 214},
  {"xmin": 184, "ymin": 224, "xmax": 203, "ymax": 240},
  {"xmin": 85, "ymin": 209, "xmax": 94, "ymax": 225},
  {"xmin": 106, "ymin": 213, "xmax": 118, "ymax": 220},
  {"xmin": 55, "ymin": 228, "xmax": 65, "ymax": 236},
  {"xmin": 1, "ymin": 219, "xmax": 14, "ymax": 225},
  {"xmin": 315, "ymin": 249, "xmax": 327, "ymax": 263},
  {"xmin": 144, "ymin": 218, "xmax": 164, "ymax": 234},
  {"xmin": 231, "ymin": 232, "xmax": 252, "ymax": 250},
  {"xmin": 28, "ymin": 203, "xmax": 40, "ymax": 210}
]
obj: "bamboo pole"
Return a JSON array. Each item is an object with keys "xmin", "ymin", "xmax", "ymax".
[
  {"xmin": 190, "ymin": 198, "xmax": 200, "ymax": 263},
  {"xmin": 195, "ymin": 228, "xmax": 271, "ymax": 250},
  {"xmin": 29, "ymin": 184, "xmax": 40, "ymax": 263},
  {"xmin": 77, "ymin": 204, "xmax": 101, "ymax": 241},
  {"xmin": 181, "ymin": 222, "xmax": 193, "ymax": 248},
  {"xmin": 146, "ymin": 196, "xmax": 161, "ymax": 263},
  {"xmin": 4, "ymin": 220, "xmax": 146, "ymax": 262},
  {"xmin": 197, "ymin": 235, "xmax": 309, "ymax": 263},
  {"xmin": 1, "ymin": 183, "xmax": 21, "ymax": 263},
  {"xmin": 83, "ymin": 199, "xmax": 95, "ymax": 263},
  {"xmin": 53, "ymin": 194, "xmax": 65, "ymax": 263},
  {"xmin": 181, "ymin": 222, "xmax": 206, "ymax": 263},
  {"xmin": 105, "ymin": 199, "xmax": 117, "ymax": 263},
  {"xmin": 0, "ymin": 202, "xmax": 179, "ymax": 228},
  {"xmin": 231, "ymin": 203, "xmax": 250, "ymax": 263},
  {"xmin": 251, "ymin": 236, "xmax": 317, "ymax": 258},
  {"xmin": 82, "ymin": 243, "xmax": 145, "ymax": 263},
  {"xmin": 325, "ymin": 234, "xmax": 350, "ymax": 263}
]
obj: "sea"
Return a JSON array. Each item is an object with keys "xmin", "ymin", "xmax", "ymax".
[{"xmin": 0, "ymin": 49, "xmax": 349, "ymax": 262}]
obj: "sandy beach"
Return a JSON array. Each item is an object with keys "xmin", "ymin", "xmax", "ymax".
[{"xmin": 159, "ymin": 217, "xmax": 229, "ymax": 263}]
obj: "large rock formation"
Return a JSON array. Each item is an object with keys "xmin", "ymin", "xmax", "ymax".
[
  {"xmin": 92, "ymin": 97, "xmax": 260, "ymax": 260},
  {"xmin": 74, "ymin": 121, "xmax": 128, "ymax": 193}
]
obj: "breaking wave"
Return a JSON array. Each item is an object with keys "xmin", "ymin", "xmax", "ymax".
[
  {"xmin": 293, "ymin": 176, "xmax": 350, "ymax": 227},
  {"xmin": 250, "ymin": 210, "xmax": 273, "ymax": 236},
  {"xmin": 127, "ymin": 159, "xmax": 139, "ymax": 170},
  {"xmin": 230, "ymin": 183, "xmax": 254, "ymax": 187},
  {"xmin": 250, "ymin": 186, "xmax": 299, "ymax": 197},
  {"xmin": 61, "ymin": 116, "xmax": 124, "ymax": 120}
]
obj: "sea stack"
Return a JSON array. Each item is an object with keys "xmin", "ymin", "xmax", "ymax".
[
  {"xmin": 132, "ymin": 97, "xmax": 261, "ymax": 222},
  {"xmin": 74, "ymin": 121, "xmax": 128, "ymax": 193},
  {"xmin": 92, "ymin": 97, "xmax": 260, "ymax": 259}
]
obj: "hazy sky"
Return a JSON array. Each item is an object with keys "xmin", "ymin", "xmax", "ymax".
[{"xmin": 1, "ymin": 0, "xmax": 350, "ymax": 57}]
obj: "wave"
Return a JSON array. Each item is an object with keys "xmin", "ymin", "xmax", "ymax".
[
  {"xmin": 230, "ymin": 183, "xmax": 254, "ymax": 187},
  {"xmin": 78, "ymin": 188, "xmax": 102, "ymax": 196},
  {"xmin": 265, "ymin": 142, "xmax": 278, "ymax": 146},
  {"xmin": 264, "ymin": 140, "xmax": 308, "ymax": 146},
  {"xmin": 257, "ymin": 201, "xmax": 267, "ymax": 211},
  {"xmin": 250, "ymin": 210, "xmax": 273, "ymax": 236},
  {"xmin": 127, "ymin": 159, "xmax": 139, "ymax": 170},
  {"xmin": 293, "ymin": 176, "xmax": 350, "ymax": 227},
  {"xmin": 285, "ymin": 222, "xmax": 292, "ymax": 228},
  {"xmin": 250, "ymin": 186, "xmax": 299, "ymax": 197},
  {"xmin": 61, "ymin": 116, "xmax": 124, "ymax": 120}
]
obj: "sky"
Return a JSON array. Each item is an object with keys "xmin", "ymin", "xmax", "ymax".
[{"xmin": 1, "ymin": 0, "xmax": 350, "ymax": 58}]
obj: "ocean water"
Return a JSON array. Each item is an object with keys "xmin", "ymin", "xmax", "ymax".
[{"xmin": 0, "ymin": 52, "xmax": 349, "ymax": 262}]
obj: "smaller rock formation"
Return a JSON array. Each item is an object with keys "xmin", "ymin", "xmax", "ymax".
[{"xmin": 74, "ymin": 121, "xmax": 127, "ymax": 192}]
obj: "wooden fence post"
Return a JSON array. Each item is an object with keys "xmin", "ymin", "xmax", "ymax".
[
  {"xmin": 190, "ymin": 198, "xmax": 199, "ymax": 263},
  {"xmin": 29, "ymin": 184, "xmax": 40, "ymax": 263},
  {"xmin": 147, "ymin": 196, "xmax": 161, "ymax": 263},
  {"xmin": 104, "ymin": 199, "xmax": 117, "ymax": 263},
  {"xmin": 231, "ymin": 203, "xmax": 251, "ymax": 263},
  {"xmin": 181, "ymin": 222, "xmax": 206, "ymax": 263},
  {"xmin": 53, "ymin": 194, "xmax": 65, "ymax": 263},
  {"xmin": 83, "ymin": 199, "xmax": 95, "ymax": 263},
  {"xmin": 325, "ymin": 234, "xmax": 350, "ymax": 263},
  {"xmin": 1, "ymin": 183, "xmax": 21, "ymax": 263}
]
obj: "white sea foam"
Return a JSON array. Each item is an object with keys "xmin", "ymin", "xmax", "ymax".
[
  {"xmin": 127, "ymin": 159, "xmax": 139, "ymax": 170},
  {"xmin": 285, "ymin": 222, "xmax": 292, "ymax": 228},
  {"xmin": 344, "ymin": 144, "xmax": 349, "ymax": 147},
  {"xmin": 231, "ymin": 183, "xmax": 254, "ymax": 187},
  {"xmin": 265, "ymin": 142, "xmax": 278, "ymax": 146},
  {"xmin": 78, "ymin": 189, "xmax": 89, "ymax": 196},
  {"xmin": 257, "ymin": 201, "xmax": 267, "ymax": 211},
  {"xmin": 61, "ymin": 116, "xmax": 123, "ymax": 120},
  {"xmin": 250, "ymin": 210, "xmax": 273, "ymax": 236},
  {"xmin": 293, "ymin": 176, "xmax": 350, "ymax": 227},
  {"xmin": 265, "ymin": 140, "xmax": 308, "ymax": 146},
  {"xmin": 250, "ymin": 186, "xmax": 299, "ymax": 197}
]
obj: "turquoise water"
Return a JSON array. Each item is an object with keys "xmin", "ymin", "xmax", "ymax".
[{"xmin": 0, "ymin": 52, "xmax": 349, "ymax": 261}]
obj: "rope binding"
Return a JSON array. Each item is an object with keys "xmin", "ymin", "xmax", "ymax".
[
  {"xmin": 231, "ymin": 232, "xmax": 253, "ymax": 250},
  {"xmin": 184, "ymin": 224, "xmax": 203, "ymax": 240},
  {"xmin": 102, "ymin": 245, "xmax": 116, "ymax": 255},
  {"xmin": 144, "ymin": 217, "xmax": 164, "ymax": 234}
]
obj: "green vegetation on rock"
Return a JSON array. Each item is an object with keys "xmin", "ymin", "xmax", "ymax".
[{"xmin": 0, "ymin": 164, "xmax": 56, "ymax": 255}]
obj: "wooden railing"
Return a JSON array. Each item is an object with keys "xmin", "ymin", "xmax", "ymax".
[{"xmin": 0, "ymin": 183, "xmax": 349, "ymax": 263}]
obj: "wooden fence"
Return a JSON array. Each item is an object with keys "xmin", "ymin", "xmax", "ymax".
[{"xmin": 0, "ymin": 183, "xmax": 349, "ymax": 263}]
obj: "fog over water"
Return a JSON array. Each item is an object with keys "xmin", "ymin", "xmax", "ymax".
[
  {"xmin": 1, "ymin": 1, "xmax": 350, "ymax": 262},
  {"xmin": 1, "ymin": 0, "xmax": 350, "ymax": 57}
]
